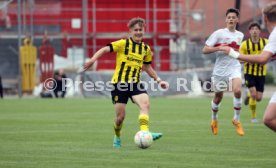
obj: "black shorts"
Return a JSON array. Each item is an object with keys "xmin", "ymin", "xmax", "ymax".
[
  {"xmin": 244, "ymin": 74, "xmax": 265, "ymax": 92},
  {"xmin": 111, "ymin": 83, "xmax": 147, "ymax": 104}
]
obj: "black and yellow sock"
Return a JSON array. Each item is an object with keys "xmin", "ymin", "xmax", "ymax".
[
  {"xmin": 114, "ymin": 122, "xmax": 123, "ymax": 137},
  {"xmin": 139, "ymin": 114, "xmax": 149, "ymax": 131},
  {"xmin": 249, "ymin": 98, "xmax": 257, "ymax": 118}
]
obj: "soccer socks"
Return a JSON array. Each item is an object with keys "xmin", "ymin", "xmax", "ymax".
[
  {"xmin": 139, "ymin": 114, "xmax": 149, "ymax": 131},
  {"xmin": 249, "ymin": 98, "xmax": 257, "ymax": 119},
  {"xmin": 114, "ymin": 122, "xmax": 123, "ymax": 137},
  {"xmin": 233, "ymin": 97, "xmax": 242, "ymax": 121},
  {"xmin": 139, "ymin": 114, "xmax": 163, "ymax": 140},
  {"xmin": 211, "ymin": 101, "xmax": 220, "ymax": 120}
]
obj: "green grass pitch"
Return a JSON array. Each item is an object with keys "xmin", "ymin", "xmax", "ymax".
[{"xmin": 0, "ymin": 97, "xmax": 275, "ymax": 168}]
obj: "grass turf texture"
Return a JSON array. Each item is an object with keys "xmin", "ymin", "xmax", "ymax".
[{"xmin": 0, "ymin": 97, "xmax": 275, "ymax": 168}]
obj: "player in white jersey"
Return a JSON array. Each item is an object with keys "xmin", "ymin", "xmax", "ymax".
[
  {"xmin": 202, "ymin": 8, "xmax": 245, "ymax": 136},
  {"xmin": 221, "ymin": 2, "xmax": 276, "ymax": 132}
]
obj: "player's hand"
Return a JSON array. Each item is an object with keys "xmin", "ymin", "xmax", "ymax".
[
  {"xmin": 158, "ymin": 81, "xmax": 169, "ymax": 89},
  {"xmin": 219, "ymin": 46, "xmax": 231, "ymax": 54},
  {"xmin": 219, "ymin": 46, "xmax": 240, "ymax": 59},
  {"xmin": 83, "ymin": 60, "xmax": 95, "ymax": 72},
  {"xmin": 219, "ymin": 43, "xmax": 228, "ymax": 47}
]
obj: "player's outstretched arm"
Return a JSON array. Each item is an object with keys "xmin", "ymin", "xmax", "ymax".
[
  {"xmin": 220, "ymin": 46, "xmax": 272, "ymax": 64},
  {"xmin": 238, "ymin": 51, "xmax": 272, "ymax": 64},
  {"xmin": 83, "ymin": 46, "xmax": 110, "ymax": 72},
  {"xmin": 143, "ymin": 64, "xmax": 169, "ymax": 89}
]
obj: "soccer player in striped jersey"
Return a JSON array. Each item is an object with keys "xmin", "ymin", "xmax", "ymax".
[
  {"xmin": 240, "ymin": 22, "xmax": 268, "ymax": 123},
  {"xmin": 222, "ymin": 2, "xmax": 276, "ymax": 132},
  {"xmin": 83, "ymin": 17, "xmax": 169, "ymax": 148},
  {"xmin": 202, "ymin": 8, "xmax": 245, "ymax": 136}
]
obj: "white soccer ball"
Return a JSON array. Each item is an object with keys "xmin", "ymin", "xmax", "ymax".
[{"xmin": 134, "ymin": 131, "xmax": 153, "ymax": 149}]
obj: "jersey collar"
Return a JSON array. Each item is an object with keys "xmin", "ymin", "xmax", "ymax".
[{"xmin": 130, "ymin": 37, "xmax": 142, "ymax": 45}]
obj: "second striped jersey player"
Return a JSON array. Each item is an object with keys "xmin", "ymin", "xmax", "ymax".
[{"xmin": 239, "ymin": 22, "xmax": 268, "ymax": 123}]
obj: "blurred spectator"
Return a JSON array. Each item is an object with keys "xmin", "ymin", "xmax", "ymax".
[
  {"xmin": 53, "ymin": 69, "xmax": 67, "ymax": 98},
  {"xmin": 40, "ymin": 89, "xmax": 53, "ymax": 98}
]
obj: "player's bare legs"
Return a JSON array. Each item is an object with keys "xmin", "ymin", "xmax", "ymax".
[
  {"xmin": 256, "ymin": 92, "xmax": 263, "ymax": 102},
  {"xmin": 232, "ymin": 78, "xmax": 244, "ymax": 136},
  {"xmin": 211, "ymin": 92, "xmax": 223, "ymax": 135},
  {"xmin": 113, "ymin": 103, "xmax": 126, "ymax": 148},
  {"xmin": 132, "ymin": 93, "xmax": 162, "ymax": 140},
  {"xmin": 213, "ymin": 92, "xmax": 223, "ymax": 104},
  {"xmin": 132, "ymin": 93, "xmax": 150, "ymax": 116},
  {"xmin": 232, "ymin": 78, "xmax": 242, "ymax": 98},
  {"xmin": 263, "ymin": 103, "xmax": 276, "ymax": 132},
  {"xmin": 115, "ymin": 103, "xmax": 126, "ymax": 126},
  {"xmin": 248, "ymin": 87, "xmax": 257, "ymax": 100}
]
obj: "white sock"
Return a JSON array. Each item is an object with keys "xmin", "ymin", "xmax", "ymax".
[
  {"xmin": 233, "ymin": 97, "xmax": 242, "ymax": 121},
  {"xmin": 211, "ymin": 101, "xmax": 220, "ymax": 120}
]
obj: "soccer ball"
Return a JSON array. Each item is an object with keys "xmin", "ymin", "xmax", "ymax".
[{"xmin": 134, "ymin": 131, "xmax": 153, "ymax": 149}]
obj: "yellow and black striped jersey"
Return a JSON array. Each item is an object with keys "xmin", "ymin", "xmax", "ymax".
[
  {"xmin": 108, "ymin": 38, "xmax": 152, "ymax": 83},
  {"xmin": 240, "ymin": 38, "xmax": 268, "ymax": 76}
]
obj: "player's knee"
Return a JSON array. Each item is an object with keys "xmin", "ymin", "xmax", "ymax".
[
  {"xmin": 213, "ymin": 99, "xmax": 221, "ymax": 105},
  {"xmin": 233, "ymin": 88, "xmax": 241, "ymax": 96},
  {"xmin": 117, "ymin": 114, "xmax": 125, "ymax": 124},
  {"xmin": 214, "ymin": 92, "xmax": 223, "ymax": 103},
  {"xmin": 256, "ymin": 95, "xmax": 263, "ymax": 102},
  {"xmin": 213, "ymin": 98, "xmax": 222, "ymax": 104}
]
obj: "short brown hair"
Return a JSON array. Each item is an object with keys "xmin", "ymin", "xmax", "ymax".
[
  {"xmin": 226, "ymin": 8, "xmax": 240, "ymax": 17},
  {"xmin": 248, "ymin": 22, "xmax": 261, "ymax": 30},
  {"xmin": 263, "ymin": 2, "xmax": 276, "ymax": 22},
  {"xmin": 127, "ymin": 17, "xmax": 146, "ymax": 28}
]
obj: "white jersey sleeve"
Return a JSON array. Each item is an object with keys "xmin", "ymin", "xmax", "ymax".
[
  {"xmin": 205, "ymin": 30, "xmax": 220, "ymax": 47},
  {"xmin": 264, "ymin": 27, "xmax": 276, "ymax": 55}
]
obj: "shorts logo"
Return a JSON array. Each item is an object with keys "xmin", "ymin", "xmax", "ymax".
[{"xmin": 114, "ymin": 96, "xmax": 119, "ymax": 102}]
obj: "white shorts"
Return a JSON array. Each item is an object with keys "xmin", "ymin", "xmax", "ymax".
[
  {"xmin": 269, "ymin": 92, "xmax": 276, "ymax": 103},
  {"xmin": 211, "ymin": 68, "xmax": 241, "ymax": 92}
]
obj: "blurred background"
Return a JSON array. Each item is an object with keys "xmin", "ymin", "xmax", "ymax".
[{"xmin": 0, "ymin": 0, "xmax": 275, "ymax": 98}]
